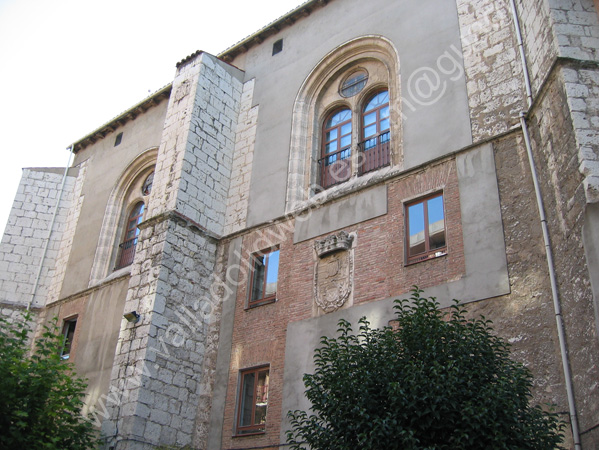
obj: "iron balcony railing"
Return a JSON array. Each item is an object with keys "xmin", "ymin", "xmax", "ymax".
[
  {"xmin": 115, "ymin": 237, "xmax": 138, "ymax": 270},
  {"xmin": 318, "ymin": 146, "xmax": 352, "ymax": 189},
  {"xmin": 357, "ymin": 131, "xmax": 391, "ymax": 175}
]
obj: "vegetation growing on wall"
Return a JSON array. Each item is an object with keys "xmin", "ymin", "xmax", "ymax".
[
  {"xmin": 287, "ymin": 287, "xmax": 564, "ymax": 450},
  {"xmin": 0, "ymin": 313, "xmax": 97, "ymax": 450}
]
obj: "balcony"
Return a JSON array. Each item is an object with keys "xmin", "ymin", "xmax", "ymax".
[
  {"xmin": 115, "ymin": 237, "xmax": 138, "ymax": 270},
  {"xmin": 358, "ymin": 131, "xmax": 390, "ymax": 175},
  {"xmin": 318, "ymin": 146, "xmax": 352, "ymax": 189}
]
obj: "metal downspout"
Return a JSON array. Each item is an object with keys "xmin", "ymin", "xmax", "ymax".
[
  {"xmin": 26, "ymin": 146, "xmax": 74, "ymax": 311},
  {"xmin": 509, "ymin": 0, "xmax": 582, "ymax": 447}
]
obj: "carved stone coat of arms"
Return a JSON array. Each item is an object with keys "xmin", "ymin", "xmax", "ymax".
[{"xmin": 313, "ymin": 231, "xmax": 354, "ymax": 313}]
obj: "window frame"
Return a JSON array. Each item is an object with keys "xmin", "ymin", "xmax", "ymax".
[
  {"xmin": 361, "ymin": 89, "xmax": 390, "ymax": 142},
  {"xmin": 235, "ymin": 365, "xmax": 270, "ymax": 436},
  {"xmin": 115, "ymin": 201, "xmax": 145, "ymax": 270},
  {"xmin": 405, "ymin": 192, "xmax": 447, "ymax": 264},
  {"xmin": 319, "ymin": 108, "xmax": 353, "ymax": 189},
  {"xmin": 60, "ymin": 317, "xmax": 77, "ymax": 360},
  {"xmin": 247, "ymin": 247, "xmax": 280, "ymax": 308}
]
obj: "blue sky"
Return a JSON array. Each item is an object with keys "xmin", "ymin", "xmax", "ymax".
[{"xmin": 0, "ymin": 0, "xmax": 303, "ymax": 233}]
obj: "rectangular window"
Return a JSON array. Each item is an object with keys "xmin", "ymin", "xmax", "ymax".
[
  {"xmin": 60, "ymin": 318, "xmax": 77, "ymax": 360},
  {"xmin": 236, "ymin": 366, "xmax": 270, "ymax": 435},
  {"xmin": 406, "ymin": 193, "xmax": 447, "ymax": 264},
  {"xmin": 248, "ymin": 248, "xmax": 280, "ymax": 307}
]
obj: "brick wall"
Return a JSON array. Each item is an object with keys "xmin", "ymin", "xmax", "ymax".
[{"xmin": 221, "ymin": 158, "xmax": 466, "ymax": 449}]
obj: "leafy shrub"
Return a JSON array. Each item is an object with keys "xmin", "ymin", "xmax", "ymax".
[
  {"xmin": 287, "ymin": 288, "xmax": 564, "ymax": 450},
  {"xmin": 0, "ymin": 312, "xmax": 97, "ymax": 450}
]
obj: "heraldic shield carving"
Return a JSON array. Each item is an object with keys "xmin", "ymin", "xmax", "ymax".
[{"xmin": 314, "ymin": 231, "xmax": 354, "ymax": 313}]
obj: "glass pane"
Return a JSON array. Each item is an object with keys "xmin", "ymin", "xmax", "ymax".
[
  {"xmin": 239, "ymin": 372, "xmax": 255, "ymax": 427},
  {"xmin": 251, "ymin": 255, "xmax": 265, "ymax": 301},
  {"xmin": 363, "ymin": 112, "xmax": 376, "ymax": 126},
  {"xmin": 364, "ymin": 124, "xmax": 377, "ymax": 139},
  {"xmin": 265, "ymin": 251, "xmax": 279, "ymax": 297},
  {"xmin": 340, "ymin": 122, "xmax": 352, "ymax": 136},
  {"xmin": 364, "ymin": 91, "xmax": 389, "ymax": 112},
  {"xmin": 326, "ymin": 129, "xmax": 337, "ymax": 142},
  {"xmin": 340, "ymin": 135, "xmax": 351, "ymax": 148},
  {"xmin": 380, "ymin": 118, "xmax": 390, "ymax": 132},
  {"xmin": 427, "ymin": 196, "xmax": 446, "ymax": 249},
  {"xmin": 408, "ymin": 202, "xmax": 425, "ymax": 256},
  {"xmin": 327, "ymin": 109, "xmax": 351, "ymax": 127},
  {"xmin": 254, "ymin": 370, "xmax": 269, "ymax": 425},
  {"xmin": 326, "ymin": 153, "xmax": 338, "ymax": 165},
  {"xmin": 325, "ymin": 141, "xmax": 338, "ymax": 154},
  {"xmin": 341, "ymin": 70, "xmax": 368, "ymax": 97},
  {"xmin": 380, "ymin": 105, "xmax": 390, "ymax": 119}
]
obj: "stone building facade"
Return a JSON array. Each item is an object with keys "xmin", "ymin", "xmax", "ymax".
[{"xmin": 1, "ymin": 0, "xmax": 599, "ymax": 448}]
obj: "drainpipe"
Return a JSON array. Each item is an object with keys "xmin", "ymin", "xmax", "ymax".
[
  {"xmin": 26, "ymin": 145, "xmax": 74, "ymax": 311},
  {"xmin": 509, "ymin": 1, "xmax": 582, "ymax": 448}
]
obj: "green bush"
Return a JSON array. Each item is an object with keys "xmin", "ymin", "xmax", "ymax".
[
  {"xmin": 0, "ymin": 313, "xmax": 97, "ymax": 450},
  {"xmin": 287, "ymin": 287, "xmax": 564, "ymax": 450}
]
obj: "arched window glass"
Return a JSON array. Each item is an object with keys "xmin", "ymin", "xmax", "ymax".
[
  {"xmin": 142, "ymin": 172, "xmax": 154, "ymax": 196},
  {"xmin": 115, "ymin": 201, "xmax": 145, "ymax": 270},
  {"xmin": 362, "ymin": 90, "xmax": 390, "ymax": 140},
  {"xmin": 359, "ymin": 90, "xmax": 391, "ymax": 174},
  {"xmin": 320, "ymin": 108, "xmax": 352, "ymax": 188}
]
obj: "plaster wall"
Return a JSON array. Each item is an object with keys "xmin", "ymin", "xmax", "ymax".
[
  {"xmin": 230, "ymin": 0, "xmax": 472, "ymax": 227},
  {"xmin": 61, "ymin": 100, "xmax": 169, "ymax": 299},
  {"xmin": 44, "ymin": 277, "xmax": 130, "ymax": 427}
]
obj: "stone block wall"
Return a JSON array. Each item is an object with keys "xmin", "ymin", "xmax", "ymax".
[
  {"xmin": 527, "ymin": 68, "xmax": 599, "ymax": 446},
  {"xmin": 224, "ymin": 79, "xmax": 258, "ymax": 236},
  {"xmin": 150, "ymin": 53, "xmax": 244, "ymax": 237},
  {"xmin": 549, "ymin": 0, "xmax": 599, "ymax": 62},
  {"xmin": 457, "ymin": 0, "xmax": 527, "ymax": 141},
  {"xmin": 0, "ymin": 167, "xmax": 78, "ymax": 309},
  {"xmin": 99, "ymin": 52, "xmax": 246, "ymax": 449}
]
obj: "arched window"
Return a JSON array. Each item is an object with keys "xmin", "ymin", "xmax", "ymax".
[
  {"xmin": 115, "ymin": 202, "xmax": 145, "ymax": 270},
  {"xmin": 286, "ymin": 37, "xmax": 400, "ymax": 208},
  {"xmin": 320, "ymin": 108, "xmax": 352, "ymax": 188},
  {"xmin": 359, "ymin": 90, "xmax": 390, "ymax": 174}
]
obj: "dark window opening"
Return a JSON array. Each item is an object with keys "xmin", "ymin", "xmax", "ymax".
[
  {"xmin": 60, "ymin": 318, "xmax": 77, "ymax": 360},
  {"xmin": 114, "ymin": 132, "xmax": 123, "ymax": 146},
  {"xmin": 236, "ymin": 366, "xmax": 269, "ymax": 435},
  {"xmin": 249, "ymin": 248, "xmax": 280, "ymax": 307},
  {"xmin": 272, "ymin": 39, "xmax": 283, "ymax": 55},
  {"xmin": 406, "ymin": 193, "xmax": 447, "ymax": 264}
]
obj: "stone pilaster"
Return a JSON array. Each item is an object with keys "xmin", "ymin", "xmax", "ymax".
[{"xmin": 99, "ymin": 52, "xmax": 244, "ymax": 449}]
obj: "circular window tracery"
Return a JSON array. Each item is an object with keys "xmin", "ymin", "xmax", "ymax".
[
  {"xmin": 142, "ymin": 172, "xmax": 154, "ymax": 196},
  {"xmin": 339, "ymin": 69, "xmax": 368, "ymax": 98}
]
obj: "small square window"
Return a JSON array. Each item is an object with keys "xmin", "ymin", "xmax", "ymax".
[
  {"xmin": 405, "ymin": 193, "xmax": 447, "ymax": 264},
  {"xmin": 60, "ymin": 318, "xmax": 77, "ymax": 360},
  {"xmin": 248, "ymin": 248, "xmax": 280, "ymax": 307},
  {"xmin": 114, "ymin": 132, "xmax": 123, "ymax": 146},
  {"xmin": 272, "ymin": 39, "xmax": 283, "ymax": 55},
  {"xmin": 236, "ymin": 366, "xmax": 269, "ymax": 435}
]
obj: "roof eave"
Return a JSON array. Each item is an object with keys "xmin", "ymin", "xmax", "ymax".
[{"xmin": 72, "ymin": 84, "xmax": 172, "ymax": 153}]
